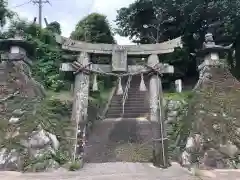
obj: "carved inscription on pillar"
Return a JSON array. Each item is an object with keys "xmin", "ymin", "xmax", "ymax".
[{"xmin": 111, "ymin": 45, "xmax": 128, "ymax": 72}]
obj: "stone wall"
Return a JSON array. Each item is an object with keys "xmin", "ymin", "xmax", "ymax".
[
  {"xmin": 0, "ymin": 59, "xmax": 70, "ymax": 172},
  {"xmin": 163, "ymin": 93, "xmax": 190, "ymax": 160}
]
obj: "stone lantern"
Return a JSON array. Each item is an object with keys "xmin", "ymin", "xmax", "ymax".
[{"xmin": 194, "ymin": 32, "xmax": 233, "ymax": 89}]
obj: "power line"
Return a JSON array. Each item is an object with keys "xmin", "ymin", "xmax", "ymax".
[
  {"xmin": 11, "ymin": 0, "xmax": 49, "ymax": 28},
  {"xmin": 32, "ymin": 0, "xmax": 50, "ymax": 28},
  {"xmin": 12, "ymin": 0, "xmax": 33, "ymax": 8}
]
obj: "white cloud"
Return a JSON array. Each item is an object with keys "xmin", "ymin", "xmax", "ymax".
[
  {"xmin": 90, "ymin": 0, "xmax": 135, "ymax": 23},
  {"xmin": 7, "ymin": 0, "xmax": 135, "ymax": 45},
  {"xmin": 114, "ymin": 34, "xmax": 135, "ymax": 45}
]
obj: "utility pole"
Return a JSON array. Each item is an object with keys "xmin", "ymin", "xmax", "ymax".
[
  {"xmin": 38, "ymin": 0, "xmax": 42, "ymax": 28},
  {"xmin": 32, "ymin": 0, "xmax": 49, "ymax": 28}
]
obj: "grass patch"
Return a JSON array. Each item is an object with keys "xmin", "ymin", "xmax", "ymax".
[
  {"xmin": 164, "ymin": 91, "xmax": 194, "ymax": 101},
  {"xmin": 68, "ymin": 160, "xmax": 83, "ymax": 171},
  {"xmin": 46, "ymin": 90, "xmax": 73, "ymax": 102}
]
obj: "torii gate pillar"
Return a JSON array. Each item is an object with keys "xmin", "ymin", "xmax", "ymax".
[
  {"xmin": 72, "ymin": 52, "xmax": 90, "ymax": 160},
  {"xmin": 148, "ymin": 54, "xmax": 170, "ymax": 168}
]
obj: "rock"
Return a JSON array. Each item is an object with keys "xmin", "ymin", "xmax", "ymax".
[
  {"xmin": 0, "ymin": 148, "xmax": 19, "ymax": 171},
  {"xmin": 9, "ymin": 117, "xmax": 20, "ymax": 124},
  {"xmin": 168, "ymin": 100, "xmax": 182, "ymax": 110},
  {"xmin": 12, "ymin": 109, "xmax": 24, "ymax": 116},
  {"xmin": 162, "ymin": 98, "xmax": 167, "ymax": 107},
  {"xmin": 186, "ymin": 137, "xmax": 195, "ymax": 153},
  {"xmin": 219, "ymin": 141, "xmax": 239, "ymax": 157},
  {"xmin": 166, "ymin": 116, "xmax": 175, "ymax": 123},
  {"xmin": 47, "ymin": 132, "xmax": 59, "ymax": 150},
  {"xmin": 30, "ymin": 146, "xmax": 55, "ymax": 159},
  {"xmin": 199, "ymin": 110, "xmax": 205, "ymax": 114},
  {"xmin": 27, "ymin": 129, "xmax": 51, "ymax": 149},
  {"xmin": 168, "ymin": 110, "xmax": 178, "ymax": 117},
  {"xmin": 236, "ymin": 128, "xmax": 240, "ymax": 135},
  {"xmin": 203, "ymin": 148, "xmax": 223, "ymax": 168},
  {"xmin": 180, "ymin": 151, "xmax": 191, "ymax": 167},
  {"xmin": 23, "ymin": 128, "xmax": 60, "ymax": 159},
  {"xmin": 186, "ymin": 134, "xmax": 203, "ymax": 153},
  {"xmin": 5, "ymin": 127, "xmax": 20, "ymax": 139},
  {"xmin": 0, "ymin": 127, "xmax": 60, "ymax": 172},
  {"xmin": 213, "ymin": 124, "xmax": 221, "ymax": 131},
  {"xmin": 194, "ymin": 134, "xmax": 203, "ymax": 150}
]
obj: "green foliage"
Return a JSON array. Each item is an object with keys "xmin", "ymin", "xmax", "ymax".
[
  {"xmin": 70, "ymin": 13, "xmax": 116, "ymax": 88},
  {"xmin": 0, "ymin": 0, "xmax": 14, "ymax": 27},
  {"xmin": 71, "ymin": 13, "xmax": 115, "ymax": 44},
  {"xmin": 115, "ymin": 0, "xmax": 240, "ymax": 80},
  {"xmin": 3, "ymin": 20, "xmax": 65, "ymax": 91},
  {"xmin": 46, "ymin": 21, "xmax": 62, "ymax": 34},
  {"xmin": 68, "ymin": 160, "xmax": 82, "ymax": 171},
  {"xmin": 23, "ymin": 150, "xmax": 70, "ymax": 172},
  {"xmin": 0, "ymin": 94, "xmax": 73, "ymax": 171},
  {"xmin": 25, "ymin": 98, "xmax": 72, "ymax": 145},
  {"xmin": 164, "ymin": 91, "xmax": 194, "ymax": 158},
  {"xmin": 164, "ymin": 91, "xmax": 194, "ymax": 101}
]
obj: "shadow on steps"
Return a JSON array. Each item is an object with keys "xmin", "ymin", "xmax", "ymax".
[{"xmin": 84, "ymin": 118, "xmax": 155, "ymax": 163}]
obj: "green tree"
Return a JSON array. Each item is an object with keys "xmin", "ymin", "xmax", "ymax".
[
  {"xmin": 115, "ymin": 0, "xmax": 238, "ymax": 44},
  {"xmin": 115, "ymin": 0, "xmax": 240, "ymax": 79},
  {"xmin": 71, "ymin": 13, "xmax": 116, "ymax": 90},
  {"xmin": 46, "ymin": 21, "xmax": 61, "ymax": 34},
  {"xmin": 0, "ymin": 0, "xmax": 13, "ymax": 27},
  {"xmin": 71, "ymin": 13, "xmax": 115, "ymax": 43}
]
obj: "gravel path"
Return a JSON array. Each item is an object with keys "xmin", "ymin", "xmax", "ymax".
[
  {"xmin": 0, "ymin": 162, "xmax": 200, "ymax": 180},
  {"xmin": 1, "ymin": 162, "xmax": 240, "ymax": 180}
]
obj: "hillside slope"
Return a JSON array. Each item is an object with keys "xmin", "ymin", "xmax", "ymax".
[{"xmin": 184, "ymin": 65, "xmax": 240, "ymax": 168}]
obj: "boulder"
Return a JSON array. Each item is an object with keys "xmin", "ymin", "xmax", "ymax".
[
  {"xmin": 12, "ymin": 109, "xmax": 25, "ymax": 116},
  {"xmin": 203, "ymin": 148, "xmax": 223, "ymax": 168},
  {"xmin": 9, "ymin": 117, "xmax": 20, "ymax": 124},
  {"xmin": 0, "ymin": 126, "xmax": 60, "ymax": 172},
  {"xmin": 180, "ymin": 151, "xmax": 191, "ymax": 167},
  {"xmin": 0, "ymin": 148, "xmax": 20, "ymax": 171},
  {"xmin": 219, "ymin": 141, "xmax": 239, "ymax": 157}
]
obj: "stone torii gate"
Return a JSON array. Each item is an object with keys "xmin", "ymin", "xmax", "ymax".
[{"xmin": 56, "ymin": 34, "xmax": 182, "ymax": 167}]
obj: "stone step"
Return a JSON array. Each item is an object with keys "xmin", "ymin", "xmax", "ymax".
[
  {"xmin": 109, "ymin": 107, "xmax": 149, "ymax": 112},
  {"xmin": 108, "ymin": 107, "xmax": 148, "ymax": 111},
  {"xmin": 108, "ymin": 107, "xmax": 148, "ymax": 112},
  {"xmin": 107, "ymin": 112, "xmax": 149, "ymax": 117},
  {"xmin": 110, "ymin": 102, "xmax": 148, "ymax": 106},
  {"xmin": 110, "ymin": 102, "xmax": 148, "ymax": 107}
]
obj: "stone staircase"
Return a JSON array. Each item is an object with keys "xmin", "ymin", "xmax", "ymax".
[
  {"xmin": 106, "ymin": 75, "xmax": 149, "ymax": 118},
  {"xmin": 85, "ymin": 75, "xmax": 153, "ymax": 163},
  {"xmin": 84, "ymin": 118, "xmax": 153, "ymax": 163}
]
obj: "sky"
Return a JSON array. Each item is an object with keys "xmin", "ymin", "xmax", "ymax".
[{"xmin": 7, "ymin": 0, "xmax": 136, "ymax": 45}]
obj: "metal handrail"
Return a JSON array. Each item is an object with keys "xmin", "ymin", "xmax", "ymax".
[{"xmin": 122, "ymin": 75, "xmax": 132, "ymax": 115}]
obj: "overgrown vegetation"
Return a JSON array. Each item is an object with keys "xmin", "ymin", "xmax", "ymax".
[
  {"xmin": 164, "ymin": 91, "xmax": 195, "ymax": 159},
  {"xmin": 0, "ymin": 94, "xmax": 73, "ymax": 170},
  {"xmin": 68, "ymin": 160, "xmax": 82, "ymax": 171},
  {"xmin": 187, "ymin": 67, "xmax": 240, "ymax": 158},
  {"xmin": 1, "ymin": 20, "xmax": 66, "ymax": 91}
]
